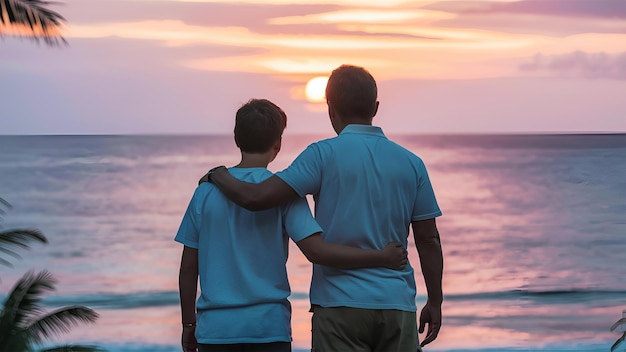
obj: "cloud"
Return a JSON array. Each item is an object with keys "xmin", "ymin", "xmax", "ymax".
[
  {"xmin": 519, "ymin": 51, "xmax": 626, "ymax": 80},
  {"xmin": 424, "ymin": 0, "xmax": 626, "ymax": 36},
  {"xmin": 64, "ymin": 0, "xmax": 340, "ymax": 28},
  {"xmin": 174, "ymin": 0, "xmax": 412, "ymax": 6},
  {"xmin": 269, "ymin": 9, "xmax": 452, "ymax": 25},
  {"xmin": 428, "ymin": 0, "xmax": 626, "ymax": 19}
]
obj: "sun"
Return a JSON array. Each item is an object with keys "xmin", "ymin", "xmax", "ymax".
[{"xmin": 305, "ymin": 76, "xmax": 329, "ymax": 103}]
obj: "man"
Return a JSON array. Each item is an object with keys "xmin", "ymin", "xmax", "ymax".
[
  {"xmin": 176, "ymin": 98, "xmax": 408, "ymax": 352},
  {"xmin": 206, "ymin": 66, "xmax": 444, "ymax": 351}
]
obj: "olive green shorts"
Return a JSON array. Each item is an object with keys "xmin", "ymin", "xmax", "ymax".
[{"xmin": 311, "ymin": 305, "xmax": 422, "ymax": 352}]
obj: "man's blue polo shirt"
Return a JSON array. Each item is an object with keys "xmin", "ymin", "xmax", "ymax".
[{"xmin": 276, "ymin": 124, "xmax": 442, "ymax": 311}]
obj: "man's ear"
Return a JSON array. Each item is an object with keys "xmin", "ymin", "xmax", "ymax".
[
  {"xmin": 327, "ymin": 99, "xmax": 335, "ymax": 120},
  {"xmin": 234, "ymin": 135, "xmax": 241, "ymax": 148},
  {"xmin": 328, "ymin": 100, "xmax": 340, "ymax": 126},
  {"xmin": 372, "ymin": 101, "xmax": 380, "ymax": 118}
]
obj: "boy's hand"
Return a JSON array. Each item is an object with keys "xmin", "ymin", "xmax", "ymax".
[
  {"xmin": 182, "ymin": 325, "xmax": 198, "ymax": 352},
  {"xmin": 380, "ymin": 242, "xmax": 408, "ymax": 270}
]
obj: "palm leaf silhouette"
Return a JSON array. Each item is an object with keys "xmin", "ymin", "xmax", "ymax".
[
  {"xmin": 0, "ymin": 198, "xmax": 102, "ymax": 351},
  {"xmin": 0, "ymin": 229, "xmax": 47, "ymax": 268},
  {"xmin": 0, "ymin": 198, "xmax": 47, "ymax": 269},
  {"xmin": 1, "ymin": 270, "xmax": 56, "ymax": 328},
  {"xmin": 612, "ymin": 331, "xmax": 625, "ymax": 352},
  {"xmin": 0, "ymin": 0, "xmax": 66, "ymax": 46},
  {"xmin": 40, "ymin": 347, "xmax": 105, "ymax": 352},
  {"xmin": 0, "ymin": 270, "xmax": 101, "ymax": 351},
  {"xmin": 26, "ymin": 306, "xmax": 100, "ymax": 345}
]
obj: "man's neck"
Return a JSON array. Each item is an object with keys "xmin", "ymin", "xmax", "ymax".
[
  {"xmin": 335, "ymin": 118, "xmax": 373, "ymax": 134},
  {"xmin": 344, "ymin": 118, "xmax": 373, "ymax": 126}
]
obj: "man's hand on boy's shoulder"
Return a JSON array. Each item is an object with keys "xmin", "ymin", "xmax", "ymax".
[
  {"xmin": 198, "ymin": 173, "xmax": 209, "ymax": 185},
  {"xmin": 198, "ymin": 165, "xmax": 227, "ymax": 185},
  {"xmin": 380, "ymin": 242, "xmax": 408, "ymax": 271}
]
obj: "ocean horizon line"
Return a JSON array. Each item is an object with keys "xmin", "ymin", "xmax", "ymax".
[{"xmin": 1, "ymin": 131, "xmax": 626, "ymax": 137}]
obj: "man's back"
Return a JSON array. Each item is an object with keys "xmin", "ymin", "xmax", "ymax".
[
  {"xmin": 175, "ymin": 167, "xmax": 321, "ymax": 344},
  {"xmin": 277, "ymin": 124, "xmax": 441, "ymax": 311}
]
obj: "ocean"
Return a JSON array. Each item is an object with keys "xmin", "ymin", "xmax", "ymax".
[{"xmin": 0, "ymin": 134, "xmax": 625, "ymax": 352}]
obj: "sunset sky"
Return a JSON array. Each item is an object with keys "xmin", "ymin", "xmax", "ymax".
[{"xmin": 2, "ymin": 0, "xmax": 625, "ymax": 135}]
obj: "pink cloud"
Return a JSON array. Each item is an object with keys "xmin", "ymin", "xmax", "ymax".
[
  {"xmin": 427, "ymin": 0, "xmax": 626, "ymax": 19},
  {"xmin": 425, "ymin": 0, "xmax": 626, "ymax": 36},
  {"xmin": 64, "ymin": 1, "xmax": 340, "ymax": 29},
  {"xmin": 520, "ymin": 51, "xmax": 626, "ymax": 80}
]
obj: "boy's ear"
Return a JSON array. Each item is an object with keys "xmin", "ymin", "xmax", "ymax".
[
  {"xmin": 234, "ymin": 135, "xmax": 241, "ymax": 148},
  {"xmin": 274, "ymin": 137, "xmax": 282, "ymax": 154},
  {"xmin": 268, "ymin": 138, "xmax": 282, "ymax": 163}
]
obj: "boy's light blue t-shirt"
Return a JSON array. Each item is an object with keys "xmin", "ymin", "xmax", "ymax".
[
  {"xmin": 175, "ymin": 167, "xmax": 322, "ymax": 344},
  {"xmin": 276, "ymin": 124, "xmax": 442, "ymax": 312}
]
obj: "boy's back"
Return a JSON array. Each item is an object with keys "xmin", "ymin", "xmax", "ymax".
[{"xmin": 175, "ymin": 167, "xmax": 321, "ymax": 344}]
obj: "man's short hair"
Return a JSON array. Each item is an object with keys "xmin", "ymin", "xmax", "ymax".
[
  {"xmin": 234, "ymin": 99, "xmax": 287, "ymax": 154},
  {"xmin": 326, "ymin": 65, "xmax": 377, "ymax": 119}
]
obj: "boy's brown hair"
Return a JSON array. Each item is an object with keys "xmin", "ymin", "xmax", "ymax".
[{"xmin": 234, "ymin": 99, "xmax": 287, "ymax": 153}]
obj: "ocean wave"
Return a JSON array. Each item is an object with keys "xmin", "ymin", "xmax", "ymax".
[
  {"xmin": 26, "ymin": 291, "xmax": 312, "ymax": 309},
  {"xmin": 1, "ymin": 288, "xmax": 620, "ymax": 310},
  {"xmin": 39, "ymin": 291, "xmax": 180, "ymax": 309},
  {"xmin": 39, "ymin": 342, "xmax": 313, "ymax": 352},
  {"xmin": 445, "ymin": 289, "xmax": 626, "ymax": 304},
  {"xmin": 38, "ymin": 341, "xmax": 615, "ymax": 352}
]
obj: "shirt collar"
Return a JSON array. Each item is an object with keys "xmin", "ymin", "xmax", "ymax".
[{"xmin": 339, "ymin": 124, "xmax": 386, "ymax": 137}]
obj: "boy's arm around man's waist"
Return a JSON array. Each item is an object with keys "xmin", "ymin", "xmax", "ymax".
[{"xmin": 296, "ymin": 233, "xmax": 408, "ymax": 271}]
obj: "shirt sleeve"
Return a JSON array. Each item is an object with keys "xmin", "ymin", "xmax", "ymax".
[
  {"xmin": 174, "ymin": 188, "xmax": 201, "ymax": 248},
  {"xmin": 282, "ymin": 197, "xmax": 323, "ymax": 243},
  {"xmin": 412, "ymin": 161, "xmax": 443, "ymax": 221},
  {"xmin": 275, "ymin": 144, "xmax": 323, "ymax": 197}
]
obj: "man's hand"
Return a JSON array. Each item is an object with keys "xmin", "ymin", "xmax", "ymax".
[
  {"xmin": 198, "ymin": 173, "xmax": 209, "ymax": 185},
  {"xmin": 380, "ymin": 242, "xmax": 408, "ymax": 270},
  {"xmin": 198, "ymin": 166, "xmax": 227, "ymax": 185},
  {"xmin": 419, "ymin": 300, "xmax": 442, "ymax": 347},
  {"xmin": 182, "ymin": 325, "xmax": 197, "ymax": 352}
]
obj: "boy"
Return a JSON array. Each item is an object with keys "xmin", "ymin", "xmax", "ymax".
[{"xmin": 176, "ymin": 99, "xmax": 408, "ymax": 352}]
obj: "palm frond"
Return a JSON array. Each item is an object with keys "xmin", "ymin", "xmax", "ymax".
[
  {"xmin": 0, "ymin": 228, "xmax": 47, "ymax": 267},
  {"xmin": 40, "ymin": 346, "xmax": 106, "ymax": 352},
  {"xmin": 612, "ymin": 317, "xmax": 626, "ymax": 332},
  {"xmin": 0, "ymin": 0, "xmax": 67, "ymax": 46},
  {"xmin": 611, "ymin": 331, "xmax": 626, "ymax": 352},
  {"xmin": 0, "ymin": 335, "xmax": 29, "ymax": 352},
  {"xmin": 0, "ymin": 197, "xmax": 11, "ymax": 224},
  {"xmin": 0, "ymin": 271, "xmax": 102, "ymax": 351},
  {"xmin": 0, "ymin": 197, "xmax": 10, "ymax": 207},
  {"xmin": 0, "ymin": 270, "xmax": 55, "ymax": 332},
  {"xmin": 25, "ymin": 306, "xmax": 99, "ymax": 346}
]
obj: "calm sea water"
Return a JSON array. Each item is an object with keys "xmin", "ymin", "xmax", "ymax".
[{"xmin": 1, "ymin": 134, "xmax": 625, "ymax": 352}]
